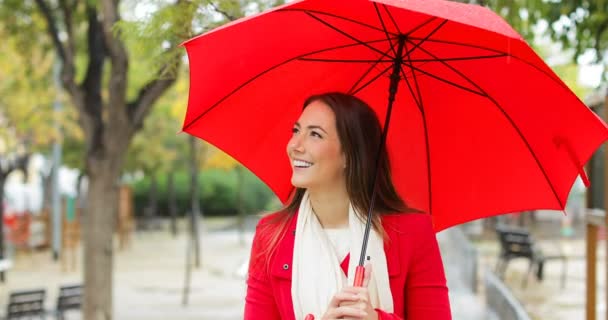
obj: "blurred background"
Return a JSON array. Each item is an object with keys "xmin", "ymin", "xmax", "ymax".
[{"xmin": 0, "ymin": 0, "xmax": 606, "ymax": 319}]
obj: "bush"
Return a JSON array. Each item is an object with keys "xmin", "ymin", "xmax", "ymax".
[{"xmin": 131, "ymin": 168, "xmax": 279, "ymax": 217}]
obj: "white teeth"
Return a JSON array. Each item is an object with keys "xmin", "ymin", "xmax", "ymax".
[{"xmin": 293, "ymin": 160, "xmax": 313, "ymax": 168}]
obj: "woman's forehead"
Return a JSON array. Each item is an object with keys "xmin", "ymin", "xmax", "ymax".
[{"xmin": 298, "ymin": 100, "xmax": 336, "ymax": 128}]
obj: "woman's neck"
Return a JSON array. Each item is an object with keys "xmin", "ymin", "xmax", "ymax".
[{"xmin": 308, "ymin": 187, "xmax": 349, "ymax": 229}]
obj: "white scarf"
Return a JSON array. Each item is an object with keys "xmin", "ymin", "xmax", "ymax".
[{"xmin": 291, "ymin": 191, "xmax": 393, "ymax": 319}]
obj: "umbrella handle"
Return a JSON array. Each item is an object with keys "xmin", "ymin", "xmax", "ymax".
[
  {"xmin": 304, "ymin": 266, "xmax": 366, "ymax": 320},
  {"xmin": 353, "ymin": 265, "xmax": 365, "ymax": 287}
]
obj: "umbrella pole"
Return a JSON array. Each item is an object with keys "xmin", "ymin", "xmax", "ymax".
[{"xmin": 355, "ymin": 35, "xmax": 407, "ymax": 287}]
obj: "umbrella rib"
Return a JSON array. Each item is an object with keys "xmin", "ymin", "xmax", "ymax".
[
  {"xmin": 406, "ymin": 40, "xmax": 565, "ymax": 208},
  {"xmin": 403, "ymin": 19, "xmax": 449, "ymax": 58},
  {"xmin": 399, "ymin": 68, "xmax": 422, "ymax": 111},
  {"xmin": 401, "ymin": 62, "xmax": 486, "ymax": 96},
  {"xmin": 399, "ymin": 54, "xmax": 506, "ymax": 82},
  {"xmin": 382, "ymin": 4, "xmax": 402, "ymax": 34},
  {"xmin": 278, "ymin": 8, "xmax": 399, "ymax": 37},
  {"xmin": 299, "ymin": 58, "xmax": 394, "ymax": 63},
  {"xmin": 304, "ymin": 11, "xmax": 393, "ymax": 59},
  {"xmin": 182, "ymin": 38, "xmax": 392, "ymax": 131},
  {"xmin": 401, "ymin": 41, "xmax": 433, "ymax": 214},
  {"xmin": 350, "ymin": 64, "xmax": 394, "ymax": 96},
  {"xmin": 374, "ymin": 2, "xmax": 398, "ymax": 57},
  {"xmin": 383, "ymin": 4, "xmax": 441, "ymax": 40},
  {"xmin": 407, "ymin": 36, "xmax": 567, "ymax": 89},
  {"xmin": 348, "ymin": 44, "xmax": 397, "ymax": 94},
  {"xmin": 406, "ymin": 53, "xmax": 507, "ymax": 62}
]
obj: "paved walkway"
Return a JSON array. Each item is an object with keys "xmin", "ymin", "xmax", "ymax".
[{"xmin": 0, "ymin": 217, "xmax": 492, "ymax": 319}]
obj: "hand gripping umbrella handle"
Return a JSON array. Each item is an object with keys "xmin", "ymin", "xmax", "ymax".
[{"xmin": 304, "ymin": 266, "xmax": 366, "ymax": 320}]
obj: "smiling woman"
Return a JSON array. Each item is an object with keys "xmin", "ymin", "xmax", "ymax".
[
  {"xmin": 288, "ymin": 100, "xmax": 347, "ymax": 207},
  {"xmin": 245, "ymin": 93, "xmax": 452, "ymax": 320}
]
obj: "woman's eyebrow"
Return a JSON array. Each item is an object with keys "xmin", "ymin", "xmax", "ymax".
[
  {"xmin": 307, "ymin": 125, "xmax": 328, "ymax": 134},
  {"xmin": 294, "ymin": 122, "xmax": 328, "ymax": 134}
]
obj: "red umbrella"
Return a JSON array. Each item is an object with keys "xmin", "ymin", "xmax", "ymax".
[{"xmin": 182, "ymin": 0, "xmax": 606, "ymax": 241}]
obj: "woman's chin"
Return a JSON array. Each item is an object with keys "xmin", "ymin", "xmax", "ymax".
[{"xmin": 290, "ymin": 177, "xmax": 310, "ymax": 189}]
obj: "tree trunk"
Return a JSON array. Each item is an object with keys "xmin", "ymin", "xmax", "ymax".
[
  {"xmin": 236, "ymin": 166, "xmax": 246, "ymax": 246},
  {"xmin": 143, "ymin": 174, "xmax": 159, "ymax": 230},
  {"xmin": 0, "ymin": 174, "xmax": 6, "ymax": 282},
  {"xmin": 41, "ymin": 164, "xmax": 54, "ymax": 211},
  {"xmin": 189, "ymin": 136, "xmax": 201, "ymax": 268},
  {"xmin": 76, "ymin": 172, "xmax": 87, "ymax": 210},
  {"xmin": 168, "ymin": 171, "xmax": 178, "ymax": 237},
  {"xmin": 147, "ymin": 174, "xmax": 158, "ymax": 218},
  {"xmin": 83, "ymin": 159, "xmax": 120, "ymax": 320},
  {"xmin": 604, "ymin": 86, "xmax": 608, "ymax": 320}
]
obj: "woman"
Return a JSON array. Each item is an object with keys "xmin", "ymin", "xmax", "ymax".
[{"xmin": 245, "ymin": 93, "xmax": 451, "ymax": 319}]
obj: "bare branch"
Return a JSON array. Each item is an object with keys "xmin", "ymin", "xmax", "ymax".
[
  {"xmin": 58, "ymin": 0, "xmax": 75, "ymax": 55},
  {"xmin": 129, "ymin": 0, "xmax": 193, "ymax": 130},
  {"xmin": 34, "ymin": 0, "xmax": 66, "ymax": 61},
  {"xmin": 82, "ymin": 5, "xmax": 105, "ymax": 110},
  {"xmin": 209, "ymin": 2, "xmax": 237, "ymax": 21},
  {"xmin": 100, "ymin": 0, "xmax": 129, "ymax": 109},
  {"xmin": 129, "ymin": 67, "xmax": 179, "ymax": 130},
  {"xmin": 594, "ymin": 21, "xmax": 608, "ymax": 62},
  {"xmin": 35, "ymin": 0, "xmax": 83, "ymax": 130}
]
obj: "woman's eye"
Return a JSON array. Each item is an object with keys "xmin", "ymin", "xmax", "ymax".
[
  {"xmin": 311, "ymin": 131, "xmax": 322, "ymax": 138},
  {"xmin": 292, "ymin": 127, "xmax": 299, "ymax": 134}
]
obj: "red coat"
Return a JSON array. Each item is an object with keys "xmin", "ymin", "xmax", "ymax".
[{"xmin": 245, "ymin": 212, "xmax": 452, "ymax": 319}]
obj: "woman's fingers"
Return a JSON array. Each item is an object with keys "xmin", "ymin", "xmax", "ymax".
[
  {"xmin": 341, "ymin": 286, "xmax": 369, "ymax": 297},
  {"xmin": 326, "ymin": 305, "xmax": 367, "ymax": 319},
  {"xmin": 329, "ymin": 291, "xmax": 359, "ymax": 307}
]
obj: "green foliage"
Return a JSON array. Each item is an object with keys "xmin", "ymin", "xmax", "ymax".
[
  {"xmin": 460, "ymin": 0, "xmax": 607, "ymax": 80},
  {"xmin": 0, "ymin": 21, "xmax": 84, "ymax": 160},
  {"xmin": 115, "ymin": 0, "xmax": 203, "ymax": 100},
  {"xmin": 131, "ymin": 168, "xmax": 278, "ymax": 217}
]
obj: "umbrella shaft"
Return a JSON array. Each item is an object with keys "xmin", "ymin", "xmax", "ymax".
[{"xmin": 359, "ymin": 36, "xmax": 407, "ymax": 267}]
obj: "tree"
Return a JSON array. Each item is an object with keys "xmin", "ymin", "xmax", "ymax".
[{"xmin": 2, "ymin": 0, "xmax": 199, "ymax": 318}]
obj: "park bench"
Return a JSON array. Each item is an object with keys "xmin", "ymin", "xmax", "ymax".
[
  {"xmin": 495, "ymin": 224, "xmax": 567, "ymax": 288},
  {"xmin": 5, "ymin": 288, "xmax": 46, "ymax": 319},
  {"xmin": 55, "ymin": 284, "xmax": 83, "ymax": 320}
]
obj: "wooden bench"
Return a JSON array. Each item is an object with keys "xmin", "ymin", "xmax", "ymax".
[
  {"xmin": 495, "ymin": 224, "xmax": 567, "ymax": 288},
  {"xmin": 5, "ymin": 289, "xmax": 46, "ymax": 319},
  {"xmin": 55, "ymin": 284, "xmax": 83, "ymax": 320}
]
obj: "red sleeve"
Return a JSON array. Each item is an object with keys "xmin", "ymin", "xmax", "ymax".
[
  {"xmin": 376, "ymin": 308, "xmax": 404, "ymax": 319},
  {"xmin": 244, "ymin": 219, "xmax": 281, "ymax": 320},
  {"xmin": 404, "ymin": 215, "xmax": 452, "ymax": 319}
]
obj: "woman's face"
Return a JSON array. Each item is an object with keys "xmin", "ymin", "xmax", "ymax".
[{"xmin": 287, "ymin": 100, "xmax": 346, "ymax": 192}]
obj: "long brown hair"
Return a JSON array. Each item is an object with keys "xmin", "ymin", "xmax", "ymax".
[{"xmin": 260, "ymin": 93, "xmax": 417, "ymax": 270}]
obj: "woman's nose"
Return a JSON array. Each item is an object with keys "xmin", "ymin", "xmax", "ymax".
[{"xmin": 288, "ymin": 135, "xmax": 304, "ymax": 152}]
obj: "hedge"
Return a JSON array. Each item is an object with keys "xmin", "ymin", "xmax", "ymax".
[{"xmin": 131, "ymin": 168, "xmax": 280, "ymax": 217}]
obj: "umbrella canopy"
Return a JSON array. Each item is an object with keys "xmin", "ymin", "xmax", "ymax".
[{"xmin": 182, "ymin": 0, "xmax": 608, "ymax": 231}]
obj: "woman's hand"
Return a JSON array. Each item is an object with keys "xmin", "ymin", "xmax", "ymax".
[
  {"xmin": 321, "ymin": 264, "xmax": 379, "ymax": 320},
  {"xmin": 320, "ymin": 291, "xmax": 368, "ymax": 320}
]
